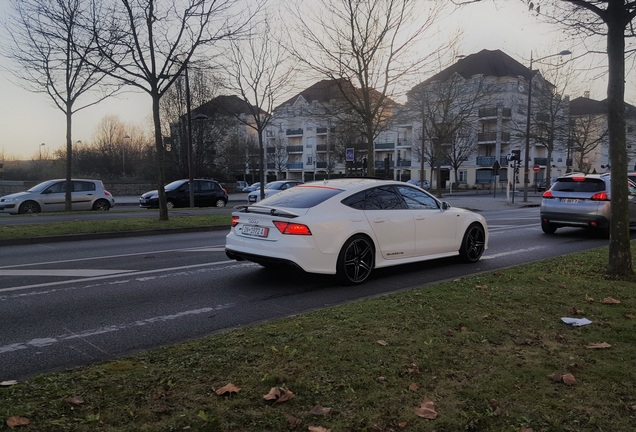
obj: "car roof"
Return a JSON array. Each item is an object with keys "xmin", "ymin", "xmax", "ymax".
[{"xmin": 301, "ymin": 177, "xmax": 408, "ymax": 192}]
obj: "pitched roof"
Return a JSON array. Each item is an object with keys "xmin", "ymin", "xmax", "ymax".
[
  {"xmin": 276, "ymin": 78, "xmax": 394, "ymax": 110},
  {"xmin": 193, "ymin": 95, "xmax": 266, "ymax": 117},
  {"xmin": 570, "ymin": 96, "xmax": 636, "ymax": 117},
  {"xmin": 420, "ymin": 49, "xmax": 532, "ymax": 86}
]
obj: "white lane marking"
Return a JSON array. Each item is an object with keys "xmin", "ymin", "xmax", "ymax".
[
  {"xmin": 0, "ymin": 245, "xmax": 227, "ymax": 269},
  {"xmin": 0, "ymin": 260, "xmax": 245, "ymax": 294},
  {"xmin": 482, "ymin": 246, "xmax": 544, "ymax": 260},
  {"xmin": 0, "ymin": 305, "xmax": 235, "ymax": 355},
  {"xmin": 0, "ymin": 269, "xmax": 135, "ymax": 277}
]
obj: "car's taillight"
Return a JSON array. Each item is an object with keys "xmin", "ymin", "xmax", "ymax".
[
  {"xmin": 222, "ymin": 187, "xmax": 227, "ymax": 193},
  {"xmin": 104, "ymin": 190, "xmax": 112, "ymax": 196},
  {"xmin": 273, "ymin": 221, "xmax": 312, "ymax": 235},
  {"xmin": 231, "ymin": 216, "xmax": 240, "ymax": 227},
  {"xmin": 590, "ymin": 192, "xmax": 609, "ymax": 201},
  {"xmin": 542, "ymin": 191, "xmax": 554, "ymax": 198}
]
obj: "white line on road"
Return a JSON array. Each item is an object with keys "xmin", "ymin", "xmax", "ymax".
[
  {"xmin": 0, "ymin": 304, "xmax": 235, "ymax": 355},
  {"xmin": 482, "ymin": 246, "xmax": 544, "ymax": 260},
  {"xmin": 0, "ymin": 269, "xmax": 135, "ymax": 277}
]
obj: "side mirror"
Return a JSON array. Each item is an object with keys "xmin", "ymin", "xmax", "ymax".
[{"xmin": 441, "ymin": 201, "xmax": 451, "ymax": 210}]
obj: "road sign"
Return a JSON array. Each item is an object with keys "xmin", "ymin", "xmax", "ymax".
[
  {"xmin": 346, "ymin": 148, "xmax": 354, "ymax": 162},
  {"xmin": 533, "ymin": 164, "xmax": 541, "ymax": 173}
]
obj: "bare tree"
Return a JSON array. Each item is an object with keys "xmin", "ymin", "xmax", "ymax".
[
  {"xmin": 290, "ymin": 0, "xmax": 453, "ymax": 177},
  {"xmin": 526, "ymin": 0, "xmax": 636, "ymax": 278},
  {"xmin": 86, "ymin": 0, "xmax": 253, "ymax": 220},
  {"xmin": 407, "ymin": 74, "xmax": 486, "ymax": 197},
  {"xmin": 225, "ymin": 16, "xmax": 295, "ymax": 200},
  {"xmin": 570, "ymin": 114, "xmax": 608, "ymax": 173},
  {"xmin": 3, "ymin": 0, "xmax": 117, "ymax": 210}
]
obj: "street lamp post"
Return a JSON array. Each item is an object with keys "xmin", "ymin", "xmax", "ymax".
[
  {"xmin": 182, "ymin": 61, "xmax": 195, "ymax": 208},
  {"xmin": 39, "ymin": 143, "xmax": 45, "ymax": 161},
  {"xmin": 523, "ymin": 49, "xmax": 571, "ymax": 202}
]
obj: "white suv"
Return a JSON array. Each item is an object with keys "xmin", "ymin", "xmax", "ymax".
[{"xmin": 0, "ymin": 179, "xmax": 115, "ymax": 214}]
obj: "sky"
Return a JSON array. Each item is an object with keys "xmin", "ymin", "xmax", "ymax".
[{"xmin": 0, "ymin": 1, "xmax": 619, "ymax": 160}]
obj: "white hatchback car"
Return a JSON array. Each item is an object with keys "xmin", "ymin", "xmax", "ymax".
[
  {"xmin": 226, "ymin": 178, "xmax": 488, "ymax": 285},
  {"xmin": 0, "ymin": 179, "xmax": 115, "ymax": 214}
]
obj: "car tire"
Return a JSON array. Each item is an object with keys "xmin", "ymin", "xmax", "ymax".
[
  {"xmin": 215, "ymin": 198, "xmax": 227, "ymax": 208},
  {"xmin": 541, "ymin": 221, "xmax": 557, "ymax": 234},
  {"xmin": 166, "ymin": 200, "xmax": 175, "ymax": 209},
  {"xmin": 458, "ymin": 223, "xmax": 486, "ymax": 263},
  {"xmin": 336, "ymin": 234, "xmax": 375, "ymax": 285},
  {"xmin": 18, "ymin": 201, "xmax": 41, "ymax": 214},
  {"xmin": 92, "ymin": 199, "xmax": 111, "ymax": 211}
]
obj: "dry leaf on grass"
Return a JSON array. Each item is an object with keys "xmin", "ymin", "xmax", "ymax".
[
  {"xmin": 571, "ymin": 306, "xmax": 583, "ymax": 315},
  {"xmin": 489, "ymin": 399, "xmax": 502, "ymax": 416},
  {"xmin": 624, "ymin": 313, "xmax": 635, "ymax": 319},
  {"xmin": 601, "ymin": 297, "xmax": 621, "ymax": 304},
  {"xmin": 404, "ymin": 363, "xmax": 420, "ymax": 374},
  {"xmin": 65, "ymin": 396, "xmax": 84, "ymax": 405},
  {"xmin": 520, "ymin": 427, "xmax": 534, "ymax": 432},
  {"xmin": 562, "ymin": 373, "xmax": 577, "ymax": 385},
  {"xmin": 263, "ymin": 386, "xmax": 295, "ymax": 403},
  {"xmin": 376, "ymin": 339, "xmax": 389, "ymax": 346},
  {"xmin": 396, "ymin": 420, "xmax": 408, "ymax": 428},
  {"xmin": 308, "ymin": 426, "xmax": 331, "ymax": 432},
  {"xmin": 475, "ymin": 284, "xmax": 488, "ymax": 290},
  {"xmin": 215, "ymin": 383, "xmax": 240, "ymax": 396},
  {"xmin": 408, "ymin": 382, "xmax": 419, "ymax": 392},
  {"xmin": 6, "ymin": 416, "xmax": 30, "ymax": 428},
  {"xmin": 0, "ymin": 380, "xmax": 17, "ymax": 387},
  {"xmin": 309, "ymin": 405, "xmax": 333, "ymax": 416},
  {"xmin": 585, "ymin": 294, "xmax": 595, "ymax": 302},
  {"xmin": 287, "ymin": 415, "xmax": 302, "ymax": 428},
  {"xmin": 413, "ymin": 397, "xmax": 438, "ymax": 419},
  {"xmin": 586, "ymin": 342, "xmax": 611, "ymax": 349}
]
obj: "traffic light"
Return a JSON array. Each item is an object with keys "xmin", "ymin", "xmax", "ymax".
[{"xmin": 509, "ymin": 150, "xmax": 521, "ymax": 161}]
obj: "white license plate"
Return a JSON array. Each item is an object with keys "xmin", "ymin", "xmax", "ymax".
[
  {"xmin": 561, "ymin": 198, "xmax": 581, "ymax": 204},
  {"xmin": 242, "ymin": 225, "xmax": 269, "ymax": 238}
]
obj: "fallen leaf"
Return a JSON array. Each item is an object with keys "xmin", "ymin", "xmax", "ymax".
[
  {"xmin": 538, "ymin": 276, "xmax": 547, "ymax": 282},
  {"xmin": 215, "ymin": 383, "xmax": 240, "ymax": 396},
  {"xmin": 562, "ymin": 373, "xmax": 577, "ymax": 385},
  {"xmin": 520, "ymin": 427, "xmax": 534, "ymax": 432},
  {"xmin": 405, "ymin": 363, "xmax": 420, "ymax": 374},
  {"xmin": 263, "ymin": 387, "xmax": 281, "ymax": 401},
  {"xmin": 571, "ymin": 306, "xmax": 583, "ymax": 315},
  {"xmin": 309, "ymin": 405, "xmax": 333, "ymax": 416},
  {"xmin": 475, "ymin": 284, "xmax": 488, "ymax": 290},
  {"xmin": 65, "ymin": 396, "xmax": 84, "ymax": 405},
  {"xmin": 586, "ymin": 342, "xmax": 611, "ymax": 349},
  {"xmin": 287, "ymin": 415, "xmax": 302, "ymax": 428},
  {"xmin": 489, "ymin": 399, "xmax": 502, "ymax": 416},
  {"xmin": 0, "ymin": 380, "xmax": 18, "ymax": 387},
  {"xmin": 413, "ymin": 397, "xmax": 438, "ymax": 419},
  {"xmin": 601, "ymin": 297, "xmax": 621, "ymax": 304},
  {"xmin": 376, "ymin": 340, "xmax": 389, "ymax": 346},
  {"xmin": 408, "ymin": 382, "xmax": 419, "ymax": 392},
  {"xmin": 548, "ymin": 373, "xmax": 563, "ymax": 383},
  {"xmin": 263, "ymin": 387, "xmax": 295, "ymax": 403},
  {"xmin": 624, "ymin": 313, "xmax": 635, "ymax": 319},
  {"xmin": 6, "ymin": 416, "xmax": 30, "ymax": 428},
  {"xmin": 308, "ymin": 426, "xmax": 331, "ymax": 432},
  {"xmin": 396, "ymin": 420, "xmax": 408, "ymax": 428},
  {"xmin": 585, "ymin": 294, "xmax": 595, "ymax": 302}
]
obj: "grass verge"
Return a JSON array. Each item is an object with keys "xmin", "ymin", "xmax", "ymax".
[
  {"xmin": 0, "ymin": 215, "xmax": 230, "ymax": 240},
  {"xmin": 1, "ymin": 247, "xmax": 635, "ymax": 431}
]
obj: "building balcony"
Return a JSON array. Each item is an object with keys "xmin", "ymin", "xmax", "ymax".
[
  {"xmin": 316, "ymin": 127, "xmax": 335, "ymax": 135},
  {"xmin": 316, "ymin": 144, "xmax": 335, "ymax": 153},
  {"xmin": 286, "ymin": 162, "xmax": 304, "ymax": 170},
  {"xmin": 286, "ymin": 128, "xmax": 303, "ymax": 136},
  {"xmin": 534, "ymin": 157, "xmax": 549, "ymax": 165},
  {"xmin": 478, "ymin": 107, "xmax": 512, "ymax": 119},
  {"xmin": 396, "ymin": 159, "xmax": 412, "ymax": 168},
  {"xmin": 477, "ymin": 131, "xmax": 511, "ymax": 143},
  {"xmin": 316, "ymin": 161, "xmax": 328, "ymax": 168},
  {"xmin": 375, "ymin": 142, "xmax": 395, "ymax": 150},
  {"xmin": 286, "ymin": 145, "xmax": 304, "ymax": 154},
  {"xmin": 397, "ymin": 138, "xmax": 411, "ymax": 147}
]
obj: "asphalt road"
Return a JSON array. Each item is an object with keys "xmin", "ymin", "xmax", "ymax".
[{"xmin": 0, "ymin": 205, "xmax": 616, "ymax": 381}]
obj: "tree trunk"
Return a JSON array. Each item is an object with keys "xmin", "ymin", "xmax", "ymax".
[
  {"xmin": 65, "ymin": 108, "xmax": 73, "ymax": 211},
  {"xmin": 153, "ymin": 92, "xmax": 168, "ymax": 221},
  {"xmin": 606, "ymin": 1, "xmax": 632, "ymax": 277}
]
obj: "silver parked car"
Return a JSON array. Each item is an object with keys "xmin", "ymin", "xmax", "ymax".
[
  {"xmin": 247, "ymin": 180, "xmax": 303, "ymax": 203},
  {"xmin": 0, "ymin": 179, "xmax": 115, "ymax": 214},
  {"xmin": 540, "ymin": 173, "xmax": 636, "ymax": 236}
]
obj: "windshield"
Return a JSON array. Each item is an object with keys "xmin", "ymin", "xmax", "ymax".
[
  {"xmin": 165, "ymin": 180, "xmax": 187, "ymax": 191},
  {"xmin": 27, "ymin": 180, "xmax": 55, "ymax": 193}
]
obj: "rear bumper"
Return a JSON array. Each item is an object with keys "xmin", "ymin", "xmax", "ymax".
[{"xmin": 540, "ymin": 211, "xmax": 609, "ymax": 229}]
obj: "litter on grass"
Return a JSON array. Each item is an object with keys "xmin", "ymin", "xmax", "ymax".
[{"xmin": 561, "ymin": 317, "xmax": 592, "ymax": 327}]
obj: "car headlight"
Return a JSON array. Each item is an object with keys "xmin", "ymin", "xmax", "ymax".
[{"xmin": 2, "ymin": 197, "xmax": 19, "ymax": 202}]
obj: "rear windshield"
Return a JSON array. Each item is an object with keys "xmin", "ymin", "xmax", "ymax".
[
  {"xmin": 257, "ymin": 185, "xmax": 343, "ymax": 208},
  {"xmin": 551, "ymin": 178, "xmax": 605, "ymax": 193}
]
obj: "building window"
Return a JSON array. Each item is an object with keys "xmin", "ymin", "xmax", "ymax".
[
  {"xmin": 458, "ymin": 170, "xmax": 467, "ymax": 183},
  {"xmin": 307, "ymin": 155, "xmax": 314, "ymax": 165}
]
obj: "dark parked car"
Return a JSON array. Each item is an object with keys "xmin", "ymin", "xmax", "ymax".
[{"xmin": 139, "ymin": 179, "xmax": 228, "ymax": 209}]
